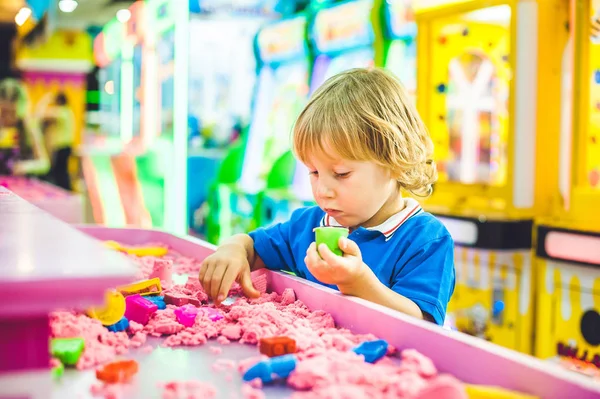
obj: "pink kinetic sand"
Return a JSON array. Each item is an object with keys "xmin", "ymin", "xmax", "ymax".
[
  {"xmin": 241, "ymin": 384, "xmax": 266, "ymax": 399},
  {"xmin": 49, "ymin": 241, "xmax": 466, "ymax": 399},
  {"xmin": 160, "ymin": 381, "xmax": 217, "ymax": 399}
]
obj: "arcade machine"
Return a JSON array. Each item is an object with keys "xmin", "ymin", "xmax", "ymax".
[
  {"xmin": 146, "ymin": 0, "xmax": 280, "ymax": 237},
  {"xmin": 534, "ymin": 0, "xmax": 600, "ymax": 375},
  {"xmin": 254, "ymin": 0, "xmax": 379, "ymax": 229},
  {"xmin": 82, "ymin": 18, "xmax": 129, "ymax": 226},
  {"xmin": 382, "ymin": 0, "xmax": 417, "ymax": 102},
  {"xmin": 416, "ymin": 0, "xmax": 567, "ymax": 353},
  {"xmin": 205, "ymin": 14, "xmax": 312, "ymax": 244}
]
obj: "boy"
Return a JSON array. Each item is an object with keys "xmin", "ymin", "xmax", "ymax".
[{"xmin": 199, "ymin": 68, "xmax": 455, "ymax": 325}]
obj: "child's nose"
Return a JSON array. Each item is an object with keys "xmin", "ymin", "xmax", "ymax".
[{"xmin": 316, "ymin": 180, "xmax": 335, "ymax": 199}]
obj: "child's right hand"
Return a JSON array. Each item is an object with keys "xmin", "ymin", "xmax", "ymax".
[{"xmin": 199, "ymin": 243, "xmax": 260, "ymax": 305}]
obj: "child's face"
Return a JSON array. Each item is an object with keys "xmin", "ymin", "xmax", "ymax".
[{"xmin": 305, "ymin": 147, "xmax": 401, "ymax": 229}]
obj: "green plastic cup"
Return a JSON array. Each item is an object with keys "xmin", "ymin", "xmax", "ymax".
[{"xmin": 314, "ymin": 226, "xmax": 349, "ymax": 257}]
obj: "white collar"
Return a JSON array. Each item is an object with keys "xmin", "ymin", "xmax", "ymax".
[{"xmin": 319, "ymin": 198, "xmax": 423, "ymax": 241}]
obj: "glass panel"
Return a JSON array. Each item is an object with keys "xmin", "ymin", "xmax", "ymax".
[
  {"xmin": 386, "ymin": 40, "xmax": 417, "ymax": 103},
  {"xmin": 587, "ymin": 0, "xmax": 600, "ymax": 189},
  {"xmin": 157, "ymin": 28, "xmax": 175, "ymax": 139},
  {"xmin": 132, "ymin": 44, "xmax": 143, "ymax": 138},
  {"xmin": 429, "ymin": 5, "xmax": 511, "ymax": 186},
  {"xmin": 98, "ymin": 58, "xmax": 121, "ymax": 139},
  {"xmin": 187, "ymin": 17, "xmax": 265, "ymax": 150},
  {"xmin": 239, "ymin": 62, "xmax": 310, "ymax": 192}
]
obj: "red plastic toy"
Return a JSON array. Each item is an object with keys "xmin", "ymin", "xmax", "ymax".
[
  {"xmin": 259, "ymin": 336, "xmax": 297, "ymax": 357},
  {"xmin": 164, "ymin": 292, "xmax": 200, "ymax": 307},
  {"xmin": 96, "ymin": 359, "xmax": 139, "ymax": 384}
]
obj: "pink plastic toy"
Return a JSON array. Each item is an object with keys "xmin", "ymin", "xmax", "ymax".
[
  {"xmin": 149, "ymin": 259, "xmax": 173, "ymax": 287},
  {"xmin": 125, "ymin": 294, "xmax": 158, "ymax": 325},
  {"xmin": 201, "ymin": 307, "xmax": 223, "ymax": 322},
  {"xmin": 174, "ymin": 304, "xmax": 201, "ymax": 327}
]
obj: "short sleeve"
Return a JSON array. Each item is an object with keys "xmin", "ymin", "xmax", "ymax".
[
  {"xmin": 391, "ymin": 235, "xmax": 456, "ymax": 325},
  {"xmin": 248, "ymin": 215, "xmax": 299, "ymax": 275}
]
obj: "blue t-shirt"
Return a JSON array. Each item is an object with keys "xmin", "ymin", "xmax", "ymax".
[{"xmin": 248, "ymin": 198, "xmax": 455, "ymax": 325}]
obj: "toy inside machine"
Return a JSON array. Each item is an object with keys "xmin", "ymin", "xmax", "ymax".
[
  {"xmin": 415, "ymin": 0, "xmax": 565, "ymax": 354},
  {"xmin": 534, "ymin": 0, "xmax": 600, "ymax": 377}
]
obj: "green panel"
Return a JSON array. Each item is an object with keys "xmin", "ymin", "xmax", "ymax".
[{"xmin": 135, "ymin": 149, "xmax": 166, "ymax": 229}]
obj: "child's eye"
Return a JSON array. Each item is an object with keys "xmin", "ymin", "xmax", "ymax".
[
  {"xmin": 309, "ymin": 171, "xmax": 318, "ymax": 176},
  {"xmin": 335, "ymin": 172, "xmax": 350, "ymax": 178}
]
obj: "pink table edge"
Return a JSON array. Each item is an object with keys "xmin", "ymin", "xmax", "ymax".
[
  {"xmin": 0, "ymin": 177, "xmax": 83, "ymax": 224},
  {"xmin": 75, "ymin": 225, "xmax": 600, "ymax": 399}
]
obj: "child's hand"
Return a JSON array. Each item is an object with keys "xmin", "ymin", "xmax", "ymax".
[
  {"xmin": 199, "ymin": 244, "xmax": 260, "ymax": 305},
  {"xmin": 304, "ymin": 237, "xmax": 370, "ymax": 288}
]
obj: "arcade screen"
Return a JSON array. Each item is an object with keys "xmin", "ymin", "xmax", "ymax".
[
  {"xmin": 132, "ymin": 44, "xmax": 143, "ymax": 138},
  {"xmin": 429, "ymin": 5, "xmax": 511, "ymax": 187},
  {"xmin": 98, "ymin": 57, "xmax": 122, "ymax": 138},
  {"xmin": 239, "ymin": 61, "xmax": 310, "ymax": 193},
  {"xmin": 187, "ymin": 17, "xmax": 265, "ymax": 149},
  {"xmin": 587, "ymin": 0, "xmax": 600, "ymax": 189},
  {"xmin": 157, "ymin": 28, "xmax": 175, "ymax": 140}
]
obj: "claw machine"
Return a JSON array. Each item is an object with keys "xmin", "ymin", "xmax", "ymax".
[
  {"xmin": 254, "ymin": 0, "xmax": 379, "ymax": 229},
  {"xmin": 416, "ymin": 0, "xmax": 567, "ymax": 353},
  {"xmin": 534, "ymin": 0, "xmax": 600, "ymax": 376},
  {"xmin": 205, "ymin": 14, "xmax": 312, "ymax": 244},
  {"xmin": 83, "ymin": 2, "xmax": 156, "ymax": 229},
  {"xmin": 187, "ymin": 5, "xmax": 275, "ymax": 237},
  {"xmin": 147, "ymin": 0, "xmax": 278, "ymax": 237}
]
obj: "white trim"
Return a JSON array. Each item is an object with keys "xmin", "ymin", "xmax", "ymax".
[
  {"xmin": 436, "ymin": 216, "xmax": 478, "ymax": 246},
  {"xmin": 16, "ymin": 59, "xmax": 94, "ymax": 73},
  {"xmin": 512, "ymin": 2, "xmax": 538, "ymax": 208}
]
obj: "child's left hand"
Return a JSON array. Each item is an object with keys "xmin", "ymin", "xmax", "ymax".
[{"xmin": 304, "ymin": 237, "xmax": 371, "ymax": 288}]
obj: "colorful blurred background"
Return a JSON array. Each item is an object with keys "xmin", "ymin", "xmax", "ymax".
[{"xmin": 0, "ymin": 0, "xmax": 599, "ymax": 379}]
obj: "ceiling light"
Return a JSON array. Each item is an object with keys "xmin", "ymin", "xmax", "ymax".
[
  {"xmin": 58, "ymin": 0, "xmax": 78, "ymax": 13},
  {"xmin": 15, "ymin": 7, "xmax": 31, "ymax": 26},
  {"xmin": 116, "ymin": 9, "xmax": 131, "ymax": 23},
  {"xmin": 104, "ymin": 81, "xmax": 115, "ymax": 95}
]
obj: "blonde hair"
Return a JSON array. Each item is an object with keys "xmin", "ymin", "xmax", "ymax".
[{"xmin": 293, "ymin": 68, "xmax": 437, "ymax": 197}]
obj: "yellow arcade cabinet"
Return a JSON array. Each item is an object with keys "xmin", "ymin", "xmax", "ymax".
[
  {"xmin": 534, "ymin": 0, "xmax": 600, "ymax": 375},
  {"xmin": 416, "ymin": 0, "xmax": 568, "ymax": 353}
]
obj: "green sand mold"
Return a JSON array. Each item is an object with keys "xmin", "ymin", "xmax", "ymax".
[
  {"xmin": 51, "ymin": 337, "xmax": 85, "ymax": 366},
  {"xmin": 52, "ymin": 362, "xmax": 65, "ymax": 381},
  {"xmin": 314, "ymin": 226, "xmax": 349, "ymax": 257}
]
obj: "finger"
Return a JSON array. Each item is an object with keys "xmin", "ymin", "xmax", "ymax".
[
  {"xmin": 201, "ymin": 261, "xmax": 217, "ymax": 296},
  {"xmin": 306, "ymin": 242, "xmax": 326, "ymax": 267},
  {"xmin": 216, "ymin": 263, "xmax": 239, "ymax": 304},
  {"xmin": 239, "ymin": 266, "xmax": 261, "ymax": 299},
  {"xmin": 204, "ymin": 261, "xmax": 227, "ymax": 299},
  {"xmin": 339, "ymin": 237, "xmax": 361, "ymax": 258},
  {"xmin": 318, "ymin": 243, "xmax": 343, "ymax": 267},
  {"xmin": 210, "ymin": 263, "xmax": 228, "ymax": 301},
  {"xmin": 198, "ymin": 258, "xmax": 211, "ymax": 283}
]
